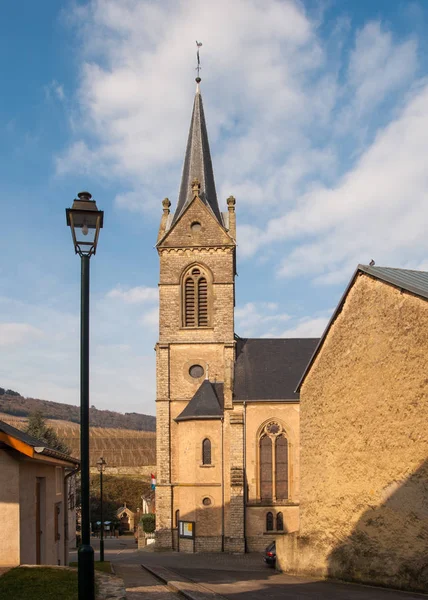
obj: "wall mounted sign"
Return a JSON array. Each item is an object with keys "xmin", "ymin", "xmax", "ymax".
[{"xmin": 179, "ymin": 520, "xmax": 195, "ymax": 539}]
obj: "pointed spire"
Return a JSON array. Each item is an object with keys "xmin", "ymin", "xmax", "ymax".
[{"xmin": 172, "ymin": 79, "xmax": 222, "ymax": 225}]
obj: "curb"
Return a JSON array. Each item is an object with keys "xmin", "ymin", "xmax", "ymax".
[{"xmin": 141, "ymin": 563, "xmax": 228, "ymax": 600}]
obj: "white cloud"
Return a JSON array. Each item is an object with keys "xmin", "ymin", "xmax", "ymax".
[
  {"xmin": 139, "ymin": 306, "xmax": 159, "ymax": 330},
  {"xmin": 56, "ymin": 1, "xmax": 425, "ymax": 288},
  {"xmin": 107, "ymin": 285, "xmax": 158, "ymax": 304},
  {"xmin": 45, "ymin": 79, "xmax": 65, "ymax": 101},
  {"xmin": 0, "ymin": 323, "xmax": 43, "ymax": 346},
  {"xmin": 0, "ymin": 293, "xmax": 157, "ymax": 415},
  {"xmin": 235, "ymin": 302, "xmax": 291, "ymax": 337},
  {"xmin": 57, "ymin": 0, "xmax": 332, "ymax": 213},
  {"xmin": 238, "ymin": 80, "xmax": 428, "ymax": 283},
  {"xmin": 347, "ymin": 22, "xmax": 417, "ymax": 116},
  {"xmin": 279, "ymin": 316, "xmax": 329, "ymax": 338}
]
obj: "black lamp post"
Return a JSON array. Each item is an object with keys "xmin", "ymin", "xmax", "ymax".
[
  {"xmin": 96, "ymin": 456, "xmax": 107, "ymax": 562},
  {"xmin": 66, "ymin": 192, "xmax": 103, "ymax": 600}
]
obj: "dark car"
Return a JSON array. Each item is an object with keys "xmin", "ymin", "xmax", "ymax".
[{"xmin": 264, "ymin": 541, "xmax": 276, "ymax": 567}]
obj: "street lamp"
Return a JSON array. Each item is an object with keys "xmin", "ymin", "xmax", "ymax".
[
  {"xmin": 96, "ymin": 456, "xmax": 107, "ymax": 562},
  {"xmin": 66, "ymin": 192, "xmax": 103, "ymax": 600}
]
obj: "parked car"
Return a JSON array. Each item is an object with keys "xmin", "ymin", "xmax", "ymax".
[{"xmin": 264, "ymin": 541, "xmax": 276, "ymax": 567}]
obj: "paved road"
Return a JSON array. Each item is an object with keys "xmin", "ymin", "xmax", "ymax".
[
  {"xmin": 69, "ymin": 535, "xmax": 139, "ymax": 563},
  {"xmin": 139, "ymin": 552, "xmax": 427, "ymax": 600},
  {"xmin": 70, "ymin": 540, "xmax": 427, "ymax": 600}
]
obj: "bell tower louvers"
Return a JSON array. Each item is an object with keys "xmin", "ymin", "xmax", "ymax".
[{"xmin": 155, "ymin": 77, "xmax": 241, "ymax": 552}]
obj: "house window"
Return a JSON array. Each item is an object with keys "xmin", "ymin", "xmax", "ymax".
[
  {"xmin": 183, "ymin": 265, "xmax": 211, "ymax": 327},
  {"xmin": 276, "ymin": 512, "xmax": 284, "ymax": 531},
  {"xmin": 266, "ymin": 512, "xmax": 274, "ymax": 531},
  {"xmin": 54, "ymin": 503, "xmax": 61, "ymax": 541},
  {"xmin": 202, "ymin": 438, "xmax": 211, "ymax": 465},
  {"xmin": 259, "ymin": 422, "xmax": 289, "ymax": 501}
]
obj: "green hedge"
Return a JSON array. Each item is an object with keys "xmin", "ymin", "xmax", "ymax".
[{"xmin": 141, "ymin": 513, "xmax": 155, "ymax": 533}]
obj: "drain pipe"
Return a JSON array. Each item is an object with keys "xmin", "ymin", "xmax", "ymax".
[
  {"xmin": 64, "ymin": 465, "xmax": 80, "ymax": 565},
  {"xmin": 243, "ymin": 401, "xmax": 247, "ymax": 552},
  {"xmin": 221, "ymin": 416, "xmax": 224, "ymax": 552}
]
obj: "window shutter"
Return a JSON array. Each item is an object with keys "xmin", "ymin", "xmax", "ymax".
[
  {"xmin": 198, "ymin": 278, "xmax": 208, "ymax": 326},
  {"xmin": 185, "ymin": 277, "xmax": 195, "ymax": 326},
  {"xmin": 260, "ymin": 435, "xmax": 273, "ymax": 500},
  {"xmin": 202, "ymin": 438, "xmax": 211, "ymax": 465},
  {"xmin": 275, "ymin": 436, "xmax": 289, "ymax": 500}
]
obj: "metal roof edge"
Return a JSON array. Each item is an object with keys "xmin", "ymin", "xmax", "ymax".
[
  {"xmin": 358, "ymin": 264, "xmax": 428, "ymax": 300},
  {"xmin": 233, "ymin": 398, "xmax": 300, "ymax": 403},
  {"xmin": 174, "ymin": 415, "xmax": 223, "ymax": 422}
]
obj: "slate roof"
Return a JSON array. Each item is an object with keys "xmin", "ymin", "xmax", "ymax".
[
  {"xmin": 359, "ymin": 264, "xmax": 428, "ymax": 300},
  {"xmin": 175, "ymin": 381, "xmax": 224, "ymax": 421},
  {"xmin": 0, "ymin": 419, "xmax": 79, "ymax": 465},
  {"xmin": 296, "ymin": 264, "xmax": 428, "ymax": 391},
  {"xmin": 234, "ymin": 338, "xmax": 319, "ymax": 401},
  {"xmin": 171, "ymin": 84, "xmax": 222, "ymax": 226}
]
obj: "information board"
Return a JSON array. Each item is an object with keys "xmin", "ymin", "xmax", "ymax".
[{"xmin": 178, "ymin": 520, "xmax": 195, "ymax": 539}]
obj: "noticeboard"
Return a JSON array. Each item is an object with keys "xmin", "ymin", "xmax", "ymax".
[{"xmin": 178, "ymin": 520, "xmax": 195, "ymax": 539}]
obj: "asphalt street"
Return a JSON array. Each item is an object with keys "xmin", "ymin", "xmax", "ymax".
[{"xmin": 69, "ymin": 538, "xmax": 427, "ymax": 600}]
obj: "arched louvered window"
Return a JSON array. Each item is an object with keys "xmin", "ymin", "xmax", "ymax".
[
  {"xmin": 266, "ymin": 512, "xmax": 274, "ymax": 531},
  {"xmin": 182, "ymin": 266, "xmax": 211, "ymax": 327},
  {"xmin": 202, "ymin": 438, "xmax": 211, "ymax": 465},
  {"xmin": 185, "ymin": 278, "xmax": 195, "ymax": 326},
  {"xmin": 276, "ymin": 512, "xmax": 284, "ymax": 531},
  {"xmin": 198, "ymin": 278, "xmax": 208, "ymax": 326},
  {"xmin": 260, "ymin": 435, "xmax": 273, "ymax": 500},
  {"xmin": 258, "ymin": 422, "xmax": 290, "ymax": 502}
]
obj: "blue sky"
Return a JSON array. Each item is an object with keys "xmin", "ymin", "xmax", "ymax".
[{"xmin": 1, "ymin": 0, "xmax": 428, "ymax": 415}]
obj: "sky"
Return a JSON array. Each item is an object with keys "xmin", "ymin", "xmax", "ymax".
[{"xmin": 1, "ymin": 0, "xmax": 428, "ymax": 416}]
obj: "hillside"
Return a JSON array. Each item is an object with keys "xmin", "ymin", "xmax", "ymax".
[
  {"xmin": 0, "ymin": 388, "xmax": 155, "ymax": 431},
  {"xmin": 0, "ymin": 414, "xmax": 156, "ymax": 468}
]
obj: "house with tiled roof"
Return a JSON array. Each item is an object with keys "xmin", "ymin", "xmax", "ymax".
[{"xmin": 0, "ymin": 419, "xmax": 79, "ymax": 567}]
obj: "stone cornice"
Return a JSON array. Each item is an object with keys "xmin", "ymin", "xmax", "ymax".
[{"xmin": 159, "ymin": 246, "xmax": 234, "ymax": 255}]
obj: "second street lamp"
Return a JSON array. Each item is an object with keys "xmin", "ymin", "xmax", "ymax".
[
  {"xmin": 66, "ymin": 192, "xmax": 103, "ymax": 600},
  {"xmin": 96, "ymin": 456, "xmax": 107, "ymax": 562}
]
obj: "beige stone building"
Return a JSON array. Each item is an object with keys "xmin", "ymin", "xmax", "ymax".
[
  {"xmin": 0, "ymin": 419, "xmax": 79, "ymax": 566},
  {"xmin": 277, "ymin": 265, "xmax": 428, "ymax": 591},
  {"xmin": 155, "ymin": 80, "xmax": 317, "ymax": 552}
]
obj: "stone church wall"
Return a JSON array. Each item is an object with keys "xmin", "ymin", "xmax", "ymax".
[{"xmin": 278, "ymin": 274, "xmax": 428, "ymax": 591}]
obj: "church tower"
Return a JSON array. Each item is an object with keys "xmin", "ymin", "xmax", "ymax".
[{"xmin": 155, "ymin": 77, "xmax": 244, "ymax": 552}]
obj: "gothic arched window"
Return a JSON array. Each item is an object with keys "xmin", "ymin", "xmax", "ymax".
[
  {"xmin": 260, "ymin": 435, "xmax": 273, "ymax": 500},
  {"xmin": 276, "ymin": 512, "xmax": 284, "ymax": 531},
  {"xmin": 266, "ymin": 512, "xmax": 274, "ymax": 531},
  {"xmin": 258, "ymin": 422, "xmax": 290, "ymax": 501},
  {"xmin": 202, "ymin": 438, "xmax": 211, "ymax": 465},
  {"xmin": 182, "ymin": 265, "xmax": 212, "ymax": 327}
]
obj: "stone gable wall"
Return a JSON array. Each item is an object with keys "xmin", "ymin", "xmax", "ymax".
[{"xmin": 278, "ymin": 274, "xmax": 428, "ymax": 591}]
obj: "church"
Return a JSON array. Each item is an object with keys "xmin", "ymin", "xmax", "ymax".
[{"xmin": 154, "ymin": 77, "xmax": 318, "ymax": 553}]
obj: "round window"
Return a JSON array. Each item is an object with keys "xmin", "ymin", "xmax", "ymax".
[
  {"xmin": 202, "ymin": 497, "xmax": 212, "ymax": 506},
  {"xmin": 189, "ymin": 364, "xmax": 204, "ymax": 378},
  {"xmin": 191, "ymin": 221, "xmax": 202, "ymax": 232}
]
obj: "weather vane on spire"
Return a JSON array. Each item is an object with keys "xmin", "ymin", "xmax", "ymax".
[{"xmin": 196, "ymin": 41, "xmax": 202, "ymax": 81}]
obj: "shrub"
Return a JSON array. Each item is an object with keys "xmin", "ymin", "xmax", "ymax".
[{"xmin": 141, "ymin": 513, "xmax": 155, "ymax": 533}]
